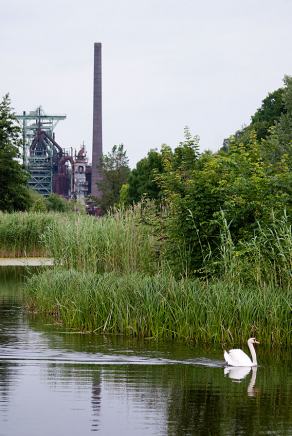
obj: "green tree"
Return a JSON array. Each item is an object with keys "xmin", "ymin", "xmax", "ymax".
[
  {"xmin": 251, "ymin": 87, "xmax": 286, "ymax": 140},
  {"xmin": 158, "ymin": 127, "xmax": 200, "ymax": 195},
  {"xmin": 46, "ymin": 193, "xmax": 71, "ymax": 212},
  {"xmin": 158, "ymin": 127, "xmax": 291, "ymax": 276},
  {"xmin": 127, "ymin": 148, "xmax": 164, "ymax": 204},
  {"xmin": 222, "ymin": 78, "xmax": 289, "ymax": 151},
  {"xmin": 29, "ymin": 189, "xmax": 47, "ymax": 212},
  {"xmin": 256, "ymin": 75, "xmax": 292, "ymax": 173},
  {"xmin": 0, "ymin": 94, "xmax": 31, "ymax": 211},
  {"xmin": 155, "ymin": 128, "xmax": 205, "ymax": 274},
  {"xmin": 96, "ymin": 144, "xmax": 130, "ymax": 213}
]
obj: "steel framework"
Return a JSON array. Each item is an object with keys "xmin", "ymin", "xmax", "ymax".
[{"xmin": 17, "ymin": 107, "xmax": 67, "ymax": 196}]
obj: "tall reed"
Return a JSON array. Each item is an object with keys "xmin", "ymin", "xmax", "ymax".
[
  {"xmin": 208, "ymin": 210, "xmax": 292, "ymax": 289},
  {"xmin": 43, "ymin": 208, "xmax": 159, "ymax": 274},
  {"xmin": 0, "ymin": 212, "xmax": 56, "ymax": 257},
  {"xmin": 25, "ymin": 269, "xmax": 291, "ymax": 346},
  {"xmin": 241, "ymin": 211, "xmax": 292, "ymax": 288}
]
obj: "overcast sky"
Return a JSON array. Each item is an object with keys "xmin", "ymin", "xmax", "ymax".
[{"xmin": 1, "ymin": 0, "xmax": 292, "ymax": 166}]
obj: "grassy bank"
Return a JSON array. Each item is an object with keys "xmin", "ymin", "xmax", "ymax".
[
  {"xmin": 24, "ymin": 269, "xmax": 291, "ymax": 346},
  {"xmin": 3, "ymin": 209, "xmax": 292, "ymax": 346},
  {"xmin": 0, "ymin": 209, "xmax": 158, "ymax": 274}
]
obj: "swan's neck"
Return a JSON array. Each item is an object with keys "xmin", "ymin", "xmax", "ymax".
[{"xmin": 248, "ymin": 342, "xmax": 257, "ymax": 365}]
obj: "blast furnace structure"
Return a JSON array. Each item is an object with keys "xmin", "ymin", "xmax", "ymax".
[{"xmin": 17, "ymin": 42, "xmax": 103, "ymax": 201}]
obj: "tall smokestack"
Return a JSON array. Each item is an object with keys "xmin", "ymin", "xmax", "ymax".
[{"xmin": 91, "ymin": 42, "xmax": 102, "ymax": 197}]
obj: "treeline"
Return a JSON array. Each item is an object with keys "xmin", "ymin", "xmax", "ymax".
[{"xmin": 97, "ymin": 76, "xmax": 292, "ymax": 279}]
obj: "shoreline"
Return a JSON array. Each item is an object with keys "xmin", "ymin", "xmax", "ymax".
[{"xmin": 0, "ymin": 258, "xmax": 54, "ymax": 266}]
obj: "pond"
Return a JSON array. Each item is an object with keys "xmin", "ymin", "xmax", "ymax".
[{"xmin": 0, "ymin": 268, "xmax": 291, "ymax": 435}]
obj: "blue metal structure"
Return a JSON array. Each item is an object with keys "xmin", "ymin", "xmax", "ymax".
[{"xmin": 17, "ymin": 107, "xmax": 67, "ymax": 196}]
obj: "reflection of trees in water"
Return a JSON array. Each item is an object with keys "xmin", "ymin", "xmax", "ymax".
[
  {"xmin": 0, "ymin": 269, "xmax": 25, "ymax": 414},
  {"xmin": 166, "ymin": 366, "xmax": 223, "ymax": 435},
  {"xmin": 166, "ymin": 365, "xmax": 292, "ymax": 435},
  {"xmin": 102, "ymin": 365, "xmax": 167, "ymax": 411},
  {"xmin": 18, "ymin": 352, "xmax": 292, "ymax": 436},
  {"xmin": 85, "ymin": 364, "xmax": 292, "ymax": 435},
  {"xmin": 167, "ymin": 383, "xmax": 261, "ymax": 435},
  {"xmin": 24, "ymin": 323, "xmax": 292, "ymax": 436},
  {"xmin": 0, "ymin": 300, "xmax": 22, "ymax": 347},
  {"xmin": 0, "ymin": 274, "xmax": 25, "ymax": 352}
]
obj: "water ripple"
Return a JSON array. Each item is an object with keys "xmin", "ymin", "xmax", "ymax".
[{"xmin": 0, "ymin": 354, "xmax": 225, "ymax": 367}]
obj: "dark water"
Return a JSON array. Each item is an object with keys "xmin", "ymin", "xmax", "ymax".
[{"xmin": 0, "ymin": 269, "xmax": 291, "ymax": 436}]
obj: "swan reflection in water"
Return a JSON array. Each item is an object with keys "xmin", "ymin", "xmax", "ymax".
[{"xmin": 224, "ymin": 366, "xmax": 259, "ymax": 397}]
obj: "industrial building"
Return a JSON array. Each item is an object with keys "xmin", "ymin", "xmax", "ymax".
[{"xmin": 16, "ymin": 42, "xmax": 102, "ymax": 202}]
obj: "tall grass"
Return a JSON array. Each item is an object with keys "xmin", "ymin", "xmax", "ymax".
[
  {"xmin": 208, "ymin": 211, "xmax": 292, "ymax": 289},
  {"xmin": 0, "ymin": 212, "xmax": 56, "ymax": 257},
  {"xmin": 25, "ymin": 269, "xmax": 291, "ymax": 346},
  {"xmin": 2, "ymin": 209, "xmax": 291, "ymax": 287},
  {"xmin": 43, "ymin": 208, "xmax": 159, "ymax": 274},
  {"xmin": 241, "ymin": 211, "xmax": 292, "ymax": 288},
  {"xmin": 8, "ymin": 208, "xmax": 289, "ymax": 346},
  {"xmin": 0, "ymin": 209, "xmax": 159, "ymax": 274}
]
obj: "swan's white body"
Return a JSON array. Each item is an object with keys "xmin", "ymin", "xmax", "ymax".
[{"xmin": 224, "ymin": 337, "xmax": 259, "ymax": 367}]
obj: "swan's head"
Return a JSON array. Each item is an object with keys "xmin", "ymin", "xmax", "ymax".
[{"xmin": 248, "ymin": 337, "xmax": 260, "ymax": 345}]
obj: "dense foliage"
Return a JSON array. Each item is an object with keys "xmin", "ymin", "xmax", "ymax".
[
  {"xmin": 96, "ymin": 144, "xmax": 130, "ymax": 213},
  {"xmin": 250, "ymin": 87, "xmax": 286, "ymax": 140},
  {"xmin": 0, "ymin": 95, "xmax": 31, "ymax": 211},
  {"xmin": 124, "ymin": 77, "xmax": 292, "ymax": 277},
  {"xmin": 127, "ymin": 148, "xmax": 164, "ymax": 203}
]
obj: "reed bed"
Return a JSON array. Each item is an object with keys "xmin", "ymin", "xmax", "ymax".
[
  {"xmin": 240, "ymin": 212, "xmax": 292, "ymax": 288},
  {"xmin": 0, "ymin": 209, "xmax": 158, "ymax": 274},
  {"xmin": 2, "ymin": 209, "xmax": 291, "ymax": 287},
  {"xmin": 43, "ymin": 208, "xmax": 158, "ymax": 274},
  {"xmin": 208, "ymin": 211, "xmax": 292, "ymax": 289},
  {"xmin": 0, "ymin": 212, "xmax": 56, "ymax": 257},
  {"xmin": 25, "ymin": 269, "xmax": 291, "ymax": 346}
]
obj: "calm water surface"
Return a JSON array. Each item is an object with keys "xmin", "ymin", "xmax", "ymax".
[{"xmin": 0, "ymin": 268, "xmax": 291, "ymax": 436}]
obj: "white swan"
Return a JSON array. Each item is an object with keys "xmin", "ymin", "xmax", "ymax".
[{"xmin": 224, "ymin": 337, "xmax": 259, "ymax": 366}]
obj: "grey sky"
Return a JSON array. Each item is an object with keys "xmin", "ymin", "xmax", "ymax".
[{"xmin": 1, "ymin": 0, "xmax": 291, "ymax": 166}]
